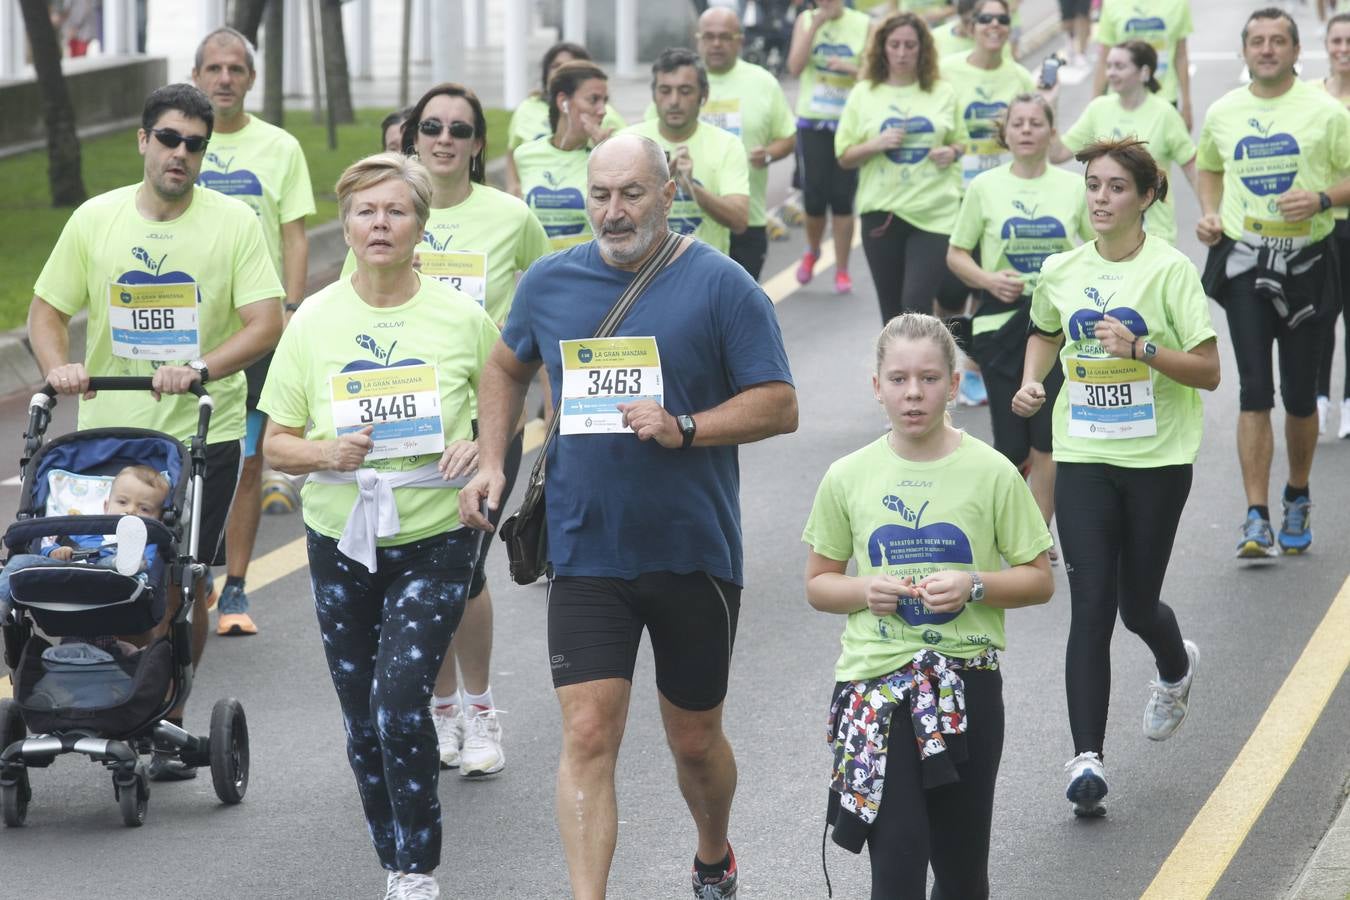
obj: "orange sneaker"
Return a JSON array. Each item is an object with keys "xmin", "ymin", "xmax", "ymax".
[
  {"xmin": 205, "ymin": 589, "xmax": 219, "ymax": 612},
  {"xmin": 216, "ymin": 612, "xmax": 258, "ymax": 636}
]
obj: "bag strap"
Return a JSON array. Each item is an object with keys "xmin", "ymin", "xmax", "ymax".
[{"xmin": 527, "ymin": 232, "xmax": 685, "ymax": 485}]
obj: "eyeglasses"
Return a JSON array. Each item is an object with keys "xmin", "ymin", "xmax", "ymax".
[
  {"xmin": 975, "ymin": 13, "xmax": 1012, "ymax": 24},
  {"xmin": 418, "ymin": 119, "xmax": 476, "ymax": 139},
  {"xmin": 697, "ymin": 31, "xmax": 741, "ymax": 43},
  {"xmin": 151, "ymin": 128, "xmax": 209, "ymax": 153}
]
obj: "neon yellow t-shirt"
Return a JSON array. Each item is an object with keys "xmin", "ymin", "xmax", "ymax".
[
  {"xmin": 951, "ymin": 163, "xmax": 1093, "ymax": 339},
  {"xmin": 1095, "ymin": 0, "xmax": 1192, "ymax": 105},
  {"xmin": 621, "ymin": 120, "xmax": 750, "ymax": 256},
  {"xmin": 514, "ymin": 136, "xmax": 594, "ymax": 252},
  {"xmin": 258, "ymin": 274, "xmax": 498, "ymax": 544},
  {"xmin": 1029, "ymin": 236, "xmax": 1216, "ymax": 466},
  {"xmin": 196, "ymin": 115, "xmax": 316, "ymax": 278},
  {"xmin": 1196, "ymin": 79, "xmax": 1350, "ymax": 246},
  {"xmin": 1062, "ymin": 92, "xmax": 1195, "ymax": 244},
  {"xmin": 643, "ymin": 60, "xmax": 796, "ymax": 228},
  {"xmin": 33, "ymin": 184, "xmax": 282, "ymax": 443},
  {"xmin": 795, "ymin": 8, "xmax": 872, "ymax": 123},
  {"xmin": 505, "ymin": 95, "xmax": 626, "ymax": 152},
  {"xmin": 340, "ymin": 183, "xmax": 548, "ymax": 326},
  {"xmin": 939, "ymin": 53, "xmax": 1036, "ymax": 190},
  {"xmin": 1318, "ymin": 78, "xmax": 1350, "ymax": 221},
  {"xmin": 802, "ymin": 434, "xmax": 1052, "ymax": 681},
  {"xmin": 835, "ymin": 79, "xmax": 962, "ymax": 232}
]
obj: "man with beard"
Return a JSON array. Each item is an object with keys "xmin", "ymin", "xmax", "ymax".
[
  {"xmin": 623, "ymin": 48, "xmax": 750, "ymax": 256},
  {"xmin": 459, "ymin": 134, "xmax": 796, "ymax": 899},
  {"xmin": 28, "ymin": 83, "xmax": 283, "ymax": 779}
]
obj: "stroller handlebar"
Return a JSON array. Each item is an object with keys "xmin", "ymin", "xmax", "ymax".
[{"xmin": 37, "ymin": 376, "xmax": 209, "ymax": 400}]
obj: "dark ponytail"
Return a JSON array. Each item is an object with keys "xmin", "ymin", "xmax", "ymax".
[{"xmin": 1118, "ymin": 40, "xmax": 1162, "ymax": 93}]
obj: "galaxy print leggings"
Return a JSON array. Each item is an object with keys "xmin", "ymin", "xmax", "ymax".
[{"xmin": 306, "ymin": 526, "xmax": 476, "ymax": 874}]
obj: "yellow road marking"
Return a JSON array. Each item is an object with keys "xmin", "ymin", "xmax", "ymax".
[
  {"xmin": 1142, "ymin": 574, "xmax": 1350, "ymax": 898},
  {"xmin": 761, "ymin": 229, "xmax": 862, "ymax": 306}
]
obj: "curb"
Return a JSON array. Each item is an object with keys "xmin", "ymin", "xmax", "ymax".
[{"xmin": 1286, "ymin": 784, "xmax": 1350, "ymax": 900}]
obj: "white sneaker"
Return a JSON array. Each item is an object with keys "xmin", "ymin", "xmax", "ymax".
[
  {"xmin": 113, "ymin": 515, "xmax": 147, "ymax": 576},
  {"xmin": 383, "ymin": 871, "xmax": 403, "ymax": 900},
  {"xmin": 430, "ymin": 705, "xmax": 463, "ymax": 769},
  {"xmin": 1339, "ymin": 399, "xmax": 1350, "ymax": 439},
  {"xmin": 1318, "ymin": 395, "xmax": 1329, "ymax": 434},
  {"xmin": 1064, "ymin": 751, "xmax": 1108, "ymax": 818},
  {"xmin": 1143, "ymin": 639, "xmax": 1198, "ymax": 741},
  {"xmin": 399, "ymin": 873, "xmax": 440, "ymax": 899},
  {"xmin": 459, "ymin": 707, "xmax": 505, "ymax": 776}
]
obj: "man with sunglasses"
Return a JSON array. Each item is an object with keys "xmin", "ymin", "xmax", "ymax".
[
  {"xmin": 192, "ymin": 26, "xmax": 315, "ymax": 639},
  {"xmin": 28, "ymin": 82, "xmax": 283, "ymax": 780}
]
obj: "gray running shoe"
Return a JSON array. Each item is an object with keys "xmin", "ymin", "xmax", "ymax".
[{"xmin": 1143, "ymin": 640, "xmax": 1199, "ymax": 741}]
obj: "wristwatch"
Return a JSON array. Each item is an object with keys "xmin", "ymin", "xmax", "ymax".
[
  {"xmin": 968, "ymin": 571, "xmax": 985, "ymax": 603},
  {"xmin": 677, "ymin": 414, "xmax": 697, "ymax": 450},
  {"xmin": 1141, "ymin": 341, "xmax": 1158, "ymax": 361},
  {"xmin": 187, "ymin": 359, "xmax": 209, "ymax": 383},
  {"xmin": 1319, "ymin": 191, "xmax": 1333, "ymax": 212},
  {"xmin": 284, "ymin": 302, "xmax": 302, "ymax": 313}
]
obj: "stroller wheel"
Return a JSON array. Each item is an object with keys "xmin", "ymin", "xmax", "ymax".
[
  {"xmin": 0, "ymin": 699, "xmax": 29, "ymax": 828},
  {"xmin": 115, "ymin": 763, "xmax": 149, "ymax": 827},
  {"xmin": 209, "ymin": 698, "xmax": 249, "ymax": 804}
]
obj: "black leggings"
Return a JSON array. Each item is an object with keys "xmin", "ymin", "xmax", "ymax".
[
  {"xmin": 860, "ymin": 212, "xmax": 952, "ymax": 324},
  {"xmin": 307, "ymin": 527, "xmax": 477, "ymax": 874},
  {"xmin": 866, "ymin": 669, "xmax": 1004, "ymax": 900},
  {"xmin": 983, "ymin": 364, "xmax": 1060, "ymax": 466},
  {"xmin": 1316, "ymin": 229, "xmax": 1350, "ymax": 399},
  {"xmin": 1055, "ymin": 463, "xmax": 1191, "ymax": 757},
  {"xmin": 798, "ymin": 126, "xmax": 858, "ymax": 217}
]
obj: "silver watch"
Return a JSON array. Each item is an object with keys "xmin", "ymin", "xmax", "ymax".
[
  {"xmin": 968, "ymin": 571, "xmax": 985, "ymax": 603},
  {"xmin": 187, "ymin": 359, "xmax": 209, "ymax": 383},
  {"xmin": 1141, "ymin": 341, "xmax": 1158, "ymax": 361}
]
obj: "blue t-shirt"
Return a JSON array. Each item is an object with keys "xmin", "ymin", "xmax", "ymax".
[{"xmin": 502, "ymin": 240, "xmax": 794, "ymax": 585}]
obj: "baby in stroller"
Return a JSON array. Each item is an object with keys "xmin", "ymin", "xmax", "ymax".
[{"xmin": 0, "ymin": 465, "xmax": 169, "ymax": 648}]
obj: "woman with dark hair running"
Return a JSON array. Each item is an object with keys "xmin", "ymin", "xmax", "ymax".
[{"xmin": 1013, "ymin": 138, "xmax": 1220, "ymax": 818}]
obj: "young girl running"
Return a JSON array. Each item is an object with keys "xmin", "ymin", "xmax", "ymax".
[
  {"xmin": 1012, "ymin": 138, "xmax": 1220, "ymax": 817},
  {"xmin": 803, "ymin": 313, "xmax": 1054, "ymax": 899}
]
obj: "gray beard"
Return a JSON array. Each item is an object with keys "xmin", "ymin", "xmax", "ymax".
[{"xmin": 597, "ymin": 216, "xmax": 666, "ymax": 266}]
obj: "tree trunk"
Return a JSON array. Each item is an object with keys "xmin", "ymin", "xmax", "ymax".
[
  {"xmin": 17, "ymin": 0, "xmax": 86, "ymax": 207},
  {"xmin": 319, "ymin": 0, "xmax": 355, "ymax": 124},
  {"xmin": 229, "ymin": 0, "xmax": 268, "ymax": 43},
  {"xmin": 261, "ymin": 0, "xmax": 284, "ymax": 126}
]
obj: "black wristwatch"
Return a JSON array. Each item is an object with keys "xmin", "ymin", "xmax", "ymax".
[
  {"xmin": 284, "ymin": 302, "xmax": 302, "ymax": 313},
  {"xmin": 1319, "ymin": 191, "xmax": 1333, "ymax": 212},
  {"xmin": 187, "ymin": 359, "xmax": 210, "ymax": 384},
  {"xmin": 677, "ymin": 414, "xmax": 697, "ymax": 450}
]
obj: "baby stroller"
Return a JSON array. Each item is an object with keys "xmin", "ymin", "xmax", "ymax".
[{"xmin": 0, "ymin": 377, "xmax": 249, "ymax": 827}]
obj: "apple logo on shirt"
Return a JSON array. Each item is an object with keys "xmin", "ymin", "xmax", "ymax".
[
  {"xmin": 1235, "ymin": 118, "xmax": 1300, "ymax": 195},
  {"xmin": 867, "ymin": 495, "xmax": 973, "ymax": 626},
  {"xmin": 527, "ymin": 171, "xmax": 586, "ymax": 238},
  {"xmin": 1001, "ymin": 201, "xmax": 1068, "ymax": 272},
  {"xmin": 812, "ymin": 41, "xmax": 855, "ymax": 73},
  {"xmin": 197, "ymin": 153, "xmax": 265, "ymax": 209},
  {"xmin": 1067, "ymin": 286, "xmax": 1150, "ymax": 342},
  {"xmin": 119, "ymin": 248, "xmax": 201, "ymax": 301},
  {"xmin": 881, "ymin": 106, "xmax": 935, "ymax": 165},
  {"xmin": 343, "ymin": 334, "xmax": 426, "ymax": 372},
  {"xmin": 669, "ymin": 176, "xmax": 706, "ymax": 235},
  {"xmin": 962, "ymin": 88, "xmax": 1007, "ymax": 141}
]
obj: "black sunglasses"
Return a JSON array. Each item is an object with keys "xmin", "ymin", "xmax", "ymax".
[
  {"xmin": 975, "ymin": 13, "xmax": 1011, "ymax": 24},
  {"xmin": 418, "ymin": 119, "xmax": 476, "ymax": 139},
  {"xmin": 151, "ymin": 128, "xmax": 209, "ymax": 153}
]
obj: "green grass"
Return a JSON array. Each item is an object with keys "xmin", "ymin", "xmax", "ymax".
[{"xmin": 0, "ymin": 106, "xmax": 511, "ymax": 332}]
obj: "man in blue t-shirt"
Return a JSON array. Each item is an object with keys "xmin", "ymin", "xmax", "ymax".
[{"xmin": 460, "ymin": 133, "xmax": 796, "ymax": 900}]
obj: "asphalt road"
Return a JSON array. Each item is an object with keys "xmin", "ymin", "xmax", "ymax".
[{"xmin": 3, "ymin": 3, "xmax": 1350, "ymax": 898}]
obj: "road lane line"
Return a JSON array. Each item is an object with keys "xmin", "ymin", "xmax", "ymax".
[{"xmin": 1141, "ymin": 575, "xmax": 1350, "ymax": 899}]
